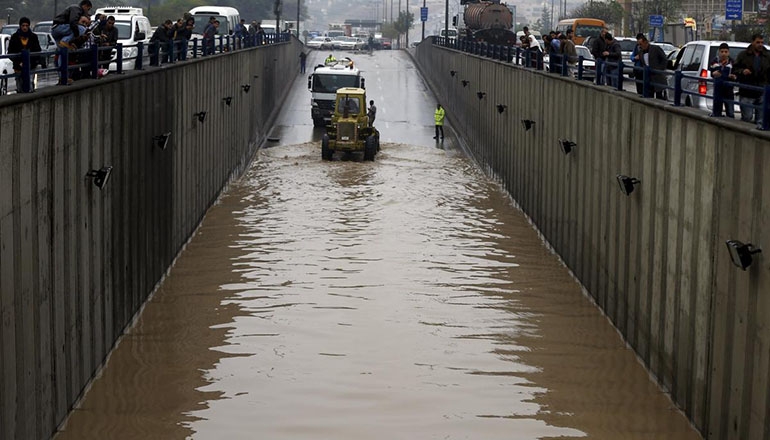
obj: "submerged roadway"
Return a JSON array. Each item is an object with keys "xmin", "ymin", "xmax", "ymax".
[{"xmin": 53, "ymin": 49, "xmax": 702, "ymax": 440}]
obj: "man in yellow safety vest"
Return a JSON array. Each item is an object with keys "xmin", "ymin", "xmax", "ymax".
[{"xmin": 433, "ymin": 103, "xmax": 445, "ymax": 140}]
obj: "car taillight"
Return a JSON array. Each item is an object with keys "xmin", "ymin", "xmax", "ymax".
[{"xmin": 699, "ymin": 69, "xmax": 708, "ymax": 95}]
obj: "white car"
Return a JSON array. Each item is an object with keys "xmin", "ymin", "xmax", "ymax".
[
  {"xmin": 542, "ymin": 45, "xmax": 595, "ymax": 80},
  {"xmin": 330, "ymin": 36, "xmax": 348, "ymax": 49},
  {"xmin": 337, "ymin": 37, "xmax": 364, "ymax": 51},
  {"xmin": 306, "ymin": 36, "xmax": 332, "ymax": 50},
  {"xmin": 1, "ymin": 34, "xmax": 14, "ymax": 95}
]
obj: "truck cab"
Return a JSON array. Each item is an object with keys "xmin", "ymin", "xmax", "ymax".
[{"xmin": 308, "ymin": 62, "xmax": 365, "ymax": 127}]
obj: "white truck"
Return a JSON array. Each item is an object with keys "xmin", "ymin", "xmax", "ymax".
[{"xmin": 308, "ymin": 62, "xmax": 366, "ymax": 127}]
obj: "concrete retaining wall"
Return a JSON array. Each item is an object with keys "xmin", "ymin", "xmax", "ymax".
[
  {"xmin": 0, "ymin": 40, "xmax": 300, "ymax": 439},
  {"xmin": 415, "ymin": 42, "xmax": 770, "ymax": 439}
]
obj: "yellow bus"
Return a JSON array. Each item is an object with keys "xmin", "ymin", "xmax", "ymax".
[{"xmin": 555, "ymin": 18, "xmax": 606, "ymax": 45}]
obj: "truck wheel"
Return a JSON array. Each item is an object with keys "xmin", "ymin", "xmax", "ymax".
[
  {"xmin": 364, "ymin": 136, "xmax": 376, "ymax": 161},
  {"xmin": 322, "ymin": 134, "xmax": 333, "ymax": 161}
]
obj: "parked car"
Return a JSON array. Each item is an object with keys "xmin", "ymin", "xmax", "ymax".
[
  {"xmin": 1, "ymin": 25, "xmax": 18, "ymax": 35},
  {"xmin": 330, "ymin": 36, "xmax": 348, "ymax": 49},
  {"xmin": 0, "ymin": 34, "xmax": 14, "ymax": 95},
  {"xmin": 575, "ymin": 44, "xmax": 595, "ymax": 80},
  {"xmin": 666, "ymin": 40, "xmax": 759, "ymax": 112},
  {"xmin": 381, "ymin": 37, "xmax": 392, "ymax": 49},
  {"xmin": 34, "ymin": 32, "xmax": 55, "ymax": 67},
  {"xmin": 306, "ymin": 36, "xmax": 333, "ymax": 50}
]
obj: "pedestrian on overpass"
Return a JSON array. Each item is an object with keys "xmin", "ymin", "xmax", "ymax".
[{"xmin": 434, "ymin": 103, "xmax": 445, "ymax": 140}]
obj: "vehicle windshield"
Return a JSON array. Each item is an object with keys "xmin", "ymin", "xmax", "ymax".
[
  {"xmin": 576, "ymin": 46, "xmax": 593, "ymax": 59},
  {"xmin": 114, "ymin": 21, "xmax": 134, "ymax": 39},
  {"xmin": 575, "ymin": 24, "xmax": 602, "ymax": 38},
  {"xmin": 337, "ymin": 96, "xmax": 361, "ymax": 114},
  {"xmin": 618, "ymin": 40, "xmax": 637, "ymax": 52},
  {"xmin": 192, "ymin": 15, "xmax": 231, "ymax": 35},
  {"xmin": 312, "ymin": 74, "xmax": 360, "ymax": 93}
]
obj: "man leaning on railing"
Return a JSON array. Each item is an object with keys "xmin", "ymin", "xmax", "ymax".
[
  {"xmin": 636, "ymin": 33, "xmax": 667, "ymax": 100},
  {"xmin": 734, "ymin": 34, "xmax": 770, "ymax": 128}
]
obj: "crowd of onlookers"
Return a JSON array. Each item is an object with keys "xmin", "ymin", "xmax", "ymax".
[
  {"xmin": 2, "ymin": 0, "xmax": 287, "ymax": 92},
  {"xmin": 457, "ymin": 26, "xmax": 770, "ymax": 128}
]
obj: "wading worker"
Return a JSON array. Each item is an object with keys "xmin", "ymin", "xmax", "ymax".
[{"xmin": 433, "ymin": 103, "xmax": 445, "ymax": 140}]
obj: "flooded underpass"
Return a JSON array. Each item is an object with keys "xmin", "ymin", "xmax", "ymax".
[{"xmin": 54, "ymin": 50, "xmax": 701, "ymax": 440}]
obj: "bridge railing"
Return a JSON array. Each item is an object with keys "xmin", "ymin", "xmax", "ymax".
[
  {"xmin": 0, "ymin": 33, "xmax": 290, "ymax": 95},
  {"xmin": 433, "ymin": 36, "xmax": 770, "ymax": 130}
]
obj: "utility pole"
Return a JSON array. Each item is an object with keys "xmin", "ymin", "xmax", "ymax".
[
  {"xmin": 297, "ymin": 0, "xmax": 300, "ymax": 36},
  {"xmin": 444, "ymin": 0, "xmax": 448, "ymax": 39},
  {"xmin": 406, "ymin": 0, "xmax": 409, "ymax": 47},
  {"xmin": 275, "ymin": 0, "xmax": 281, "ymax": 35},
  {"xmin": 422, "ymin": 0, "xmax": 426, "ymax": 40}
]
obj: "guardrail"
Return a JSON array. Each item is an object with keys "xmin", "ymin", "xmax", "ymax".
[
  {"xmin": 0, "ymin": 33, "xmax": 290, "ymax": 95},
  {"xmin": 434, "ymin": 36, "xmax": 770, "ymax": 130}
]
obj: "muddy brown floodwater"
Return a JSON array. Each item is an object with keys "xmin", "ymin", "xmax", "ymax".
[{"xmin": 53, "ymin": 139, "xmax": 701, "ymax": 440}]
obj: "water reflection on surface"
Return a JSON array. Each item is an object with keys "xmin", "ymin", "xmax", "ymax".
[{"xmin": 54, "ymin": 142, "xmax": 700, "ymax": 440}]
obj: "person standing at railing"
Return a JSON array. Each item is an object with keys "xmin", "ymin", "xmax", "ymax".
[
  {"xmin": 559, "ymin": 32, "xmax": 577, "ymax": 76},
  {"xmin": 709, "ymin": 43, "xmax": 737, "ymax": 118},
  {"xmin": 174, "ymin": 18, "xmax": 193, "ymax": 60},
  {"xmin": 95, "ymin": 15, "xmax": 117, "ymax": 70},
  {"xmin": 203, "ymin": 19, "xmax": 219, "ymax": 55},
  {"xmin": 635, "ymin": 33, "xmax": 667, "ymax": 100},
  {"xmin": 51, "ymin": 0, "xmax": 93, "ymax": 50},
  {"xmin": 602, "ymin": 33, "xmax": 621, "ymax": 87},
  {"xmin": 8, "ymin": 17, "xmax": 42, "ymax": 93},
  {"xmin": 150, "ymin": 20, "xmax": 173, "ymax": 64},
  {"xmin": 591, "ymin": 27, "xmax": 607, "ymax": 84},
  {"xmin": 734, "ymin": 34, "xmax": 770, "ymax": 127}
]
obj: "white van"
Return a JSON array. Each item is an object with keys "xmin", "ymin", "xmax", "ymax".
[
  {"xmin": 93, "ymin": 6, "xmax": 151, "ymax": 71},
  {"xmin": 188, "ymin": 6, "xmax": 240, "ymax": 38}
]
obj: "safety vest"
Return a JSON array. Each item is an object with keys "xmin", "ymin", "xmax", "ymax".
[
  {"xmin": 434, "ymin": 107, "xmax": 445, "ymax": 125},
  {"xmin": 325, "ymin": 55, "xmax": 336, "ymax": 64}
]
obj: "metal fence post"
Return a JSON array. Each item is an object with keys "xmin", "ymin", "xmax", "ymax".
[
  {"xmin": 642, "ymin": 66, "xmax": 651, "ymax": 98},
  {"xmin": 616, "ymin": 61, "xmax": 624, "ymax": 90},
  {"xmin": 577, "ymin": 56, "xmax": 584, "ymax": 80},
  {"xmin": 561, "ymin": 54, "xmax": 568, "ymax": 77},
  {"xmin": 20, "ymin": 50, "xmax": 31, "ymax": 92},
  {"xmin": 674, "ymin": 70, "xmax": 683, "ymax": 106},
  {"xmin": 193, "ymin": 38, "xmax": 198, "ymax": 58},
  {"xmin": 762, "ymin": 85, "xmax": 770, "ymax": 130},
  {"xmin": 116, "ymin": 43, "xmax": 124, "ymax": 74},
  {"xmin": 218, "ymin": 35, "xmax": 223, "ymax": 53},
  {"xmin": 58, "ymin": 47, "xmax": 69, "ymax": 85},
  {"xmin": 712, "ymin": 76, "xmax": 724, "ymax": 117},
  {"xmin": 136, "ymin": 42, "xmax": 144, "ymax": 70},
  {"xmin": 90, "ymin": 44, "xmax": 98, "ymax": 78}
]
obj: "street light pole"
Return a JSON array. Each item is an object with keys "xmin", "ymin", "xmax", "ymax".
[
  {"xmin": 297, "ymin": 0, "xmax": 300, "ymax": 36},
  {"xmin": 406, "ymin": 0, "xmax": 409, "ymax": 47},
  {"xmin": 422, "ymin": 0, "xmax": 425, "ymax": 40},
  {"xmin": 444, "ymin": 0, "xmax": 448, "ymax": 39}
]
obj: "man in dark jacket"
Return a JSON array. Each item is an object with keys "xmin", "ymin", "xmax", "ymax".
[
  {"xmin": 51, "ymin": 0, "xmax": 93, "ymax": 49},
  {"xmin": 96, "ymin": 15, "xmax": 118, "ymax": 68},
  {"xmin": 8, "ymin": 17, "xmax": 42, "ymax": 92},
  {"xmin": 602, "ymin": 32, "xmax": 622, "ymax": 87},
  {"xmin": 636, "ymin": 33, "xmax": 668, "ymax": 99},
  {"xmin": 150, "ymin": 20, "xmax": 173, "ymax": 64},
  {"xmin": 590, "ymin": 27, "xmax": 607, "ymax": 84},
  {"xmin": 734, "ymin": 34, "xmax": 770, "ymax": 126}
]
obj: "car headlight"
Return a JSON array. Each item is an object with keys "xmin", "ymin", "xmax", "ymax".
[{"xmin": 123, "ymin": 47, "xmax": 137, "ymax": 59}]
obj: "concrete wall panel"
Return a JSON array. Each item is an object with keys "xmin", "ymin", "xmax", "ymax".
[
  {"xmin": 0, "ymin": 39, "xmax": 300, "ymax": 440},
  {"xmin": 414, "ymin": 41, "xmax": 770, "ymax": 439}
]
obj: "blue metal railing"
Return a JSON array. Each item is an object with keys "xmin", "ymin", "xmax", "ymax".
[
  {"xmin": 432, "ymin": 36, "xmax": 770, "ymax": 130},
  {"xmin": 0, "ymin": 32, "xmax": 291, "ymax": 95}
]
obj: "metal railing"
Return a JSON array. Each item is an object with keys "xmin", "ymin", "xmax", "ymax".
[
  {"xmin": 0, "ymin": 32, "xmax": 290, "ymax": 95},
  {"xmin": 433, "ymin": 36, "xmax": 770, "ymax": 130}
]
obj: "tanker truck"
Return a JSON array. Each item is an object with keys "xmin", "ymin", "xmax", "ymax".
[{"xmin": 461, "ymin": 0, "xmax": 516, "ymax": 45}]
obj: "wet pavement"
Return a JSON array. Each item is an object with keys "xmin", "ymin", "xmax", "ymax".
[{"xmin": 53, "ymin": 49, "xmax": 702, "ymax": 440}]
